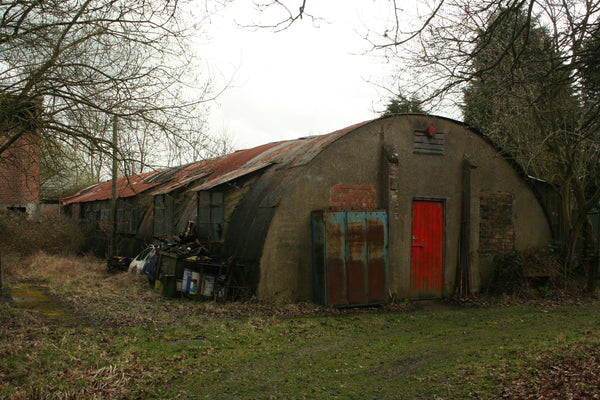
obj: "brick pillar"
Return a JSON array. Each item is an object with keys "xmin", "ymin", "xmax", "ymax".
[{"xmin": 479, "ymin": 192, "xmax": 515, "ymax": 252}]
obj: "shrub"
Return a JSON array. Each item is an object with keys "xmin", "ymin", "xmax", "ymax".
[
  {"xmin": 487, "ymin": 251, "xmax": 525, "ymax": 295},
  {"xmin": 521, "ymin": 243, "xmax": 565, "ymax": 290},
  {"xmin": 485, "ymin": 244, "xmax": 586, "ymax": 297},
  {"xmin": 0, "ymin": 211, "xmax": 84, "ymax": 256}
]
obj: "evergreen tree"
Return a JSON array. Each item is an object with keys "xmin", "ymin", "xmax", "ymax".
[
  {"xmin": 382, "ymin": 93, "xmax": 424, "ymax": 115},
  {"xmin": 461, "ymin": 6, "xmax": 577, "ymax": 179}
]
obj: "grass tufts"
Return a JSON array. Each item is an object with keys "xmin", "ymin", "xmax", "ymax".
[{"xmin": 0, "ymin": 212, "xmax": 84, "ymax": 256}]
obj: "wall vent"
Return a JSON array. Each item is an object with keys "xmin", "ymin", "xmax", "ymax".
[{"xmin": 413, "ymin": 130, "xmax": 445, "ymax": 155}]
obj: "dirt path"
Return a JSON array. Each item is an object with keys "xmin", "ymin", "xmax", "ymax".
[{"xmin": 7, "ymin": 283, "xmax": 81, "ymax": 325}]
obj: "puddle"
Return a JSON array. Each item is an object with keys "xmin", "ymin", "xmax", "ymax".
[{"xmin": 8, "ymin": 283, "xmax": 81, "ymax": 325}]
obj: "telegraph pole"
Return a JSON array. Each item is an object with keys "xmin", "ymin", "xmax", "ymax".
[{"xmin": 109, "ymin": 115, "xmax": 118, "ymax": 259}]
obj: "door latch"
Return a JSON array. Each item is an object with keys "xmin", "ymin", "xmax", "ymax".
[{"xmin": 411, "ymin": 236, "xmax": 424, "ymax": 248}]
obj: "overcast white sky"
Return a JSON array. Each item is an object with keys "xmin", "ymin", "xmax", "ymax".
[{"xmin": 199, "ymin": 1, "xmax": 399, "ymax": 150}]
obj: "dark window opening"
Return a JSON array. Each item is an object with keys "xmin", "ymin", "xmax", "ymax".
[
  {"xmin": 198, "ymin": 191, "xmax": 224, "ymax": 242},
  {"xmin": 154, "ymin": 195, "xmax": 174, "ymax": 238}
]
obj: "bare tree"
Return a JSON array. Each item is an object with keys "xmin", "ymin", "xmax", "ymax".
[
  {"xmin": 39, "ymin": 137, "xmax": 98, "ymax": 200},
  {"xmin": 1, "ymin": 0, "xmax": 227, "ymax": 194},
  {"xmin": 251, "ymin": 0, "xmax": 600, "ymax": 288},
  {"xmin": 407, "ymin": 1, "xmax": 599, "ymax": 288},
  {"xmin": 246, "ymin": 1, "xmax": 315, "ymax": 31}
]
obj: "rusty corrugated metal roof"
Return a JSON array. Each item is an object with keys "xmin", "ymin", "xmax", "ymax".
[
  {"xmin": 61, "ymin": 161, "xmax": 213, "ymax": 204},
  {"xmin": 61, "ymin": 120, "xmax": 371, "ymax": 205},
  {"xmin": 191, "ymin": 161, "xmax": 273, "ymax": 191},
  {"xmin": 61, "ymin": 170, "xmax": 165, "ymax": 205},
  {"xmin": 149, "ymin": 161, "xmax": 212, "ymax": 195}
]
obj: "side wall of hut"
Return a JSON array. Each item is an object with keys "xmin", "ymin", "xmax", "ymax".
[{"xmin": 75, "ymin": 194, "xmax": 154, "ymax": 257}]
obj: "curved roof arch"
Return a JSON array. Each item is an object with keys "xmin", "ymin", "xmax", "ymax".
[{"xmin": 62, "ymin": 113, "xmax": 538, "ymax": 211}]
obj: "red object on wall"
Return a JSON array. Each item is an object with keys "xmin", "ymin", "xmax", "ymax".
[
  {"xmin": 410, "ymin": 200, "xmax": 444, "ymax": 298},
  {"xmin": 425, "ymin": 125, "xmax": 436, "ymax": 137}
]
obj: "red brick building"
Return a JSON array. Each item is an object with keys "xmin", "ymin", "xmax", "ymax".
[{"xmin": 0, "ymin": 108, "xmax": 41, "ymax": 216}]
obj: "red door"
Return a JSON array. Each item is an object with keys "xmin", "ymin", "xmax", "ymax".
[{"xmin": 410, "ymin": 200, "xmax": 444, "ymax": 298}]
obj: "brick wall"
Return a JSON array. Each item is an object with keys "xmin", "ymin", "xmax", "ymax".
[
  {"xmin": 0, "ymin": 133, "xmax": 41, "ymax": 206},
  {"xmin": 479, "ymin": 192, "xmax": 514, "ymax": 252},
  {"xmin": 330, "ymin": 184, "xmax": 377, "ymax": 211}
]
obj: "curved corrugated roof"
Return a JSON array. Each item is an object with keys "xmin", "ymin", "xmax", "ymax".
[
  {"xmin": 61, "ymin": 120, "xmax": 370, "ymax": 205},
  {"xmin": 61, "ymin": 170, "xmax": 165, "ymax": 205},
  {"xmin": 61, "ymin": 113, "xmax": 541, "ymax": 207}
]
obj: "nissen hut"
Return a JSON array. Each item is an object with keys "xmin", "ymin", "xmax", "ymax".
[{"xmin": 62, "ymin": 114, "xmax": 552, "ymax": 305}]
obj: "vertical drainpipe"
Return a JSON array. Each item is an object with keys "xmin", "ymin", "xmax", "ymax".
[
  {"xmin": 378, "ymin": 126, "xmax": 387, "ymax": 210},
  {"xmin": 458, "ymin": 157, "xmax": 476, "ymax": 297}
]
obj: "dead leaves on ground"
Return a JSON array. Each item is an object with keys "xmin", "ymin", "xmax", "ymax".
[{"xmin": 498, "ymin": 345, "xmax": 600, "ymax": 399}]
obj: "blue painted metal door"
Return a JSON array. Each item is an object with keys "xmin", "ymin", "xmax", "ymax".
[{"xmin": 312, "ymin": 210, "xmax": 388, "ymax": 306}]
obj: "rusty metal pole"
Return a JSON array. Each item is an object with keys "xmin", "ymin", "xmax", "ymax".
[{"xmin": 109, "ymin": 115, "xmax": 118, "ymax": 260}]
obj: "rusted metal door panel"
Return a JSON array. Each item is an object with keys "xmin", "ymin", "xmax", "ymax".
[
  {"xmin": 324, "ymin": 211, "xmax": 347, "ymax": 306},
  {"xmin": 347, "ymin": 212, "xmax": 368, "ymax": 305},
  {"xmin": 367, "ymin": 212, "xmax": 388, "ymax": 303},
  {"xmin": 410, "ymin": 200, "xmax": 444, "ymax": 298},
  {"xmin": 312, "ymin": 210, "xmax": 388, "ymax": 306}
]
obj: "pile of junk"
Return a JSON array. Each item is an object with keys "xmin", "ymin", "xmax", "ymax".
[{"xmin": 107, "ymin": 234, "xmax": 253, "ymax": 302}]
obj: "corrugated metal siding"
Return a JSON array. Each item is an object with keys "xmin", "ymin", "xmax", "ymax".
[
  {"xmin": 225, "ymin": 166, "xmax": 281, "ymax": 263},
  {"xmin": 191, "ymin": 162, "xmax": 273, "ymax": 192},
  {"xmin": 62, "ymin": 121, "xmax": 372, "ymax": 207}
]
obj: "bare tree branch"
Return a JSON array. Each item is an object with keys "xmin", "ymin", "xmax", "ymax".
[
  {"xmin": 1, "ymin": 0, "xmax": 230, "ymax": 197},
  {"xmin": 243, "ymin": 0, "xmax": 324, "ymax": 32}
]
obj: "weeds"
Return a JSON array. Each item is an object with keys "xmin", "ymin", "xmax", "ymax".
[
  {"xmin": 1, "ymin": 252, "xmax": 599, "ymax": 399},
  {"xmin": 1, "ymin": 221, "xmax": 599, "ymax": 399},
  {"xmin": 488, "ymin": 250, "xmax": 525, "ymax": 295},
  {"xmin": 0, "ymin": 212, "xmax": 83, "ymax": 256},
  {"xmin": 485, "ymin": 244, "xmax": 592, "ymax": 299}
]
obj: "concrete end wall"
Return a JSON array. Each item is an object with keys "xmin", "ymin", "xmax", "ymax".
[{"xmin": 257, "ymin": 115, "xmax": 552, "ymax": 303}]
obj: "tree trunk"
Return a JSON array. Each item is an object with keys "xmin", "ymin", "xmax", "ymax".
[
  {"xmin": 571, "ymin": 181, "xmax": 598, "ymax": 293},
  {"xmin": 582, "ymin": 216, "xmax": 597, "ymax": 293}
]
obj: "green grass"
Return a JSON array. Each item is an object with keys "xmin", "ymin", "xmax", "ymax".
[
  {"xmin": 3, "ymin": 302, "xmax": 600, "ymax": 399},
  {"xmin": 1, "ymin": 253, "xmax": 599, "ymax": 399}
]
